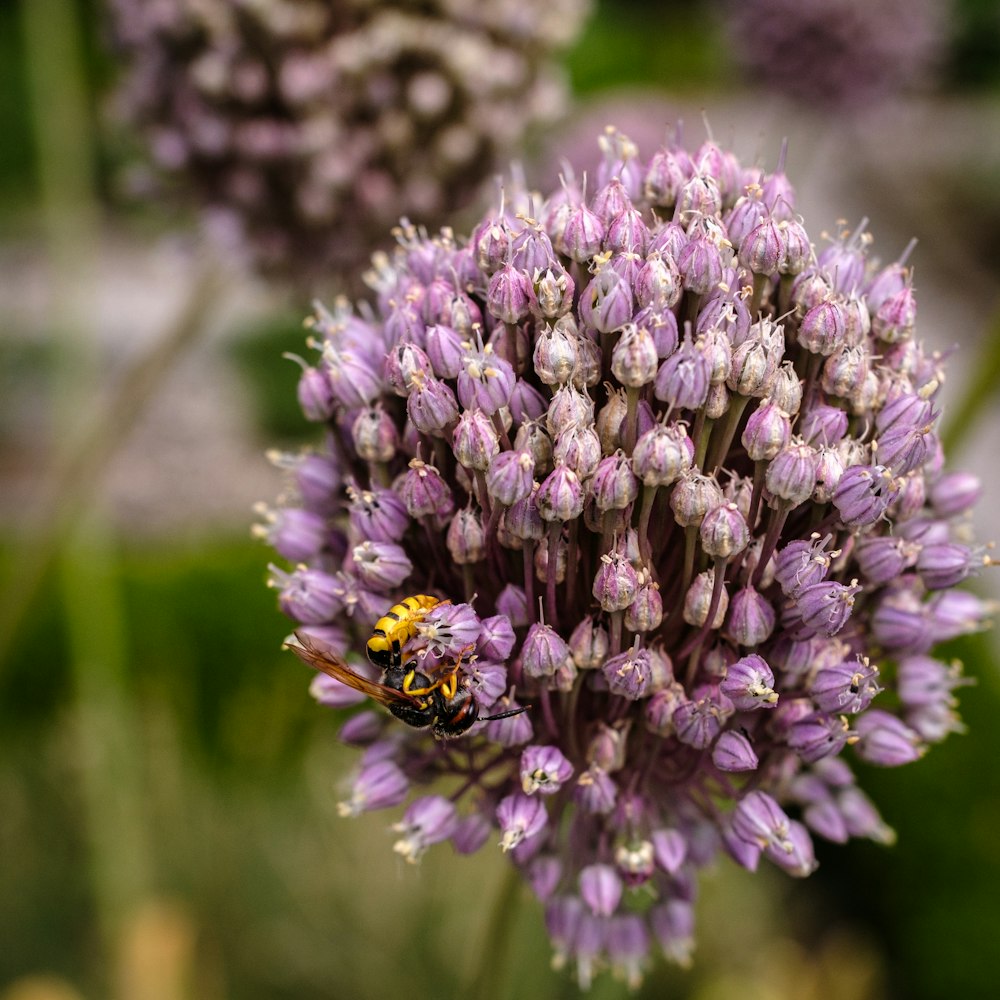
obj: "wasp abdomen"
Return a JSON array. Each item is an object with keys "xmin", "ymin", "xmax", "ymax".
[{"xmin": 366, "ymin": 594, "xmax": 443, "ymax": 668}]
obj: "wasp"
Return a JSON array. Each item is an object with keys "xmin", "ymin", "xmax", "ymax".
[
  {"xmin": 366, "ymin": 594, "xmax": 447, "ymax": 668},
  {"xmin": 288, "ymin": 631, "xmax": 528, "ymax": 740}
]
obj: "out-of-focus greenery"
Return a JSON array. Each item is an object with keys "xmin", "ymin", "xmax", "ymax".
[
  {"xmin": 229, "ymin": 318, "xmax": 322, "ymax": 446},
  {"xmin": 566, "ymin": 0, "xmax": 725, "ymax": 95},
  {"xmin": 4, "ymin": 0, "xmax": 1000, "ymax": 998},
  {"xmin": 950, "ymin": 0, "xmax": 1000, "ymax": 88},
  {"xmin": 816, "ymin": 634, "xmax": 1000, "ymax": 1000}
]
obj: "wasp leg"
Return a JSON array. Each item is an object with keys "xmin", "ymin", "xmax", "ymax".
[
  {"xmin": 401, "ymin": 668, "xmax": 439, "ymax": 699},
  {"xmin": 437, "ymin": 643, "xmax": 477, "ymax": 699}
]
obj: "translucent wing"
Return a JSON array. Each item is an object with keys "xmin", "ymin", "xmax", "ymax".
[{"xmin": 286, "ymin": 630, "xmax": 421, "ymax": 709}]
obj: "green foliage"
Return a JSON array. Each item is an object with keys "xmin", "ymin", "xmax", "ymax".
[
  {"xmin": 814, "ymin": 631, "xmax": 1000, "ymax": 1000},
  {"xmin": 567, "ymin": 1, "xmax": 727, "ymax": 95},
  {"xmin": 229, "ymin": 316, "xmax": 319, "ymax": 446},
  {"xmin": 949, "ymin": 0, "xmax": 1000, "ymax": 89}
]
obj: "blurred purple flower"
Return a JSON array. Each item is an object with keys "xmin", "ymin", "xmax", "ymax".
[
  {"xmin": 109, "ymin": 0, "xmax": 590, "ymax": 283},
  {"xmin": 722, "ymin": 0, "xmax": 947, "ymax": 109}
]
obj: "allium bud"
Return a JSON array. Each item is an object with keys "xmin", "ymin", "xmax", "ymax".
[
  {"xmin": 674, "ymin": 688, "xmax": 730, "ymax": 749},
  {"xmin": 774, "ymin": 534, "xmax": 834, "ymax": 596},
  {"xmin": 832, "ymin": 464, "xmax": 897, "ymax": 527},
  {"xmin": 561, "ymin": 201, "xmax": 606, "ymax": 262},
  {"xmin": 811, "ymin": 658, "xmax": 882, "ymax": 714},
  {"xmin": 338, "ymin": 759, "xmax": 410, "ymax": 817},
  {"xmin": 393, "ymin": 796, "xmax": 458, "ymax": 863},
  {"xmin": 446, "ymin": 508, "xmax": 485, "ymax": 564},
  {"xmin": 521, "ymin": 745, "xmax": 574, "ymax": 796},
  {"xmin": 352, "ymin": 541, "xmax": 412, "ymax": 591},
  {"xmin": 537, "ymin": 465, "xmax": 585, "ymax": 522},
  {"xmin": 770, "ymin": 361, "xmax": 803, "ymax": 415},
  {"xmin": 486, "ymin": 450, "xmax": 535, "ymax": 506},
  {"xmin": 671, "ymin": 471, "xmax": 725, "ymax": 527},
  {"xmin": 644, "ymin": 148, "xmax": 689, "ymax": 208},
  {"xmin": 407, "ymin": 373, "xmax": 459, "ymax": 435},
  {"xmin": 611, "ymin": 323, "xmax": 659, "ymax": 387},
  {"xmin": 580, "ymin": 263, "xmax": 634, "ymax": 334},
  {"xmin": 270, "ymin": 565, "xmax": 341, "ymax": 624},
  {"xmin": 700, "ymin": 502, "xmax": 750, "ymax": 559},
  {"xmin": 799, "ymin": 403, "xmax": 848, "ymax": 446},
  {"xmin": 401, "ymin": 460, "xmax": 455, "ymax": 523},
  {"xmin": 505, "ymin": 490, "xmax": 545, "ymax": 542},
  {"xmin": 632, "ymin": 423, "xmax": 694, "ymax": 487},
  {"xmin": 497, "ymin": 793, "xmax": 548, "ymax": 853},
  {"xmin": 291, "ymin": 354, "xmax": 336, "ymax": 422},
  {"xmin": 595, "ymin": 389, "xmax": 629, "ymax": 454},
  {"xmin": 534, "ymin": 319, "xmax": 580, "ymax": 386},
  {"xmin": 636, "ymin": 252, "xmax": 682, "ymax": 310},
  {"xmin": 792, "ymin": 579, "xmax": 862, "ymax": 638},
  {"xmin": 779, "ymin": 218, "xmax": 811, "ymax": 275},
  {"xmin": 603, "ymin": 642, "xmax": 653, "ymax": 700},
  {"xmin": 739, "ymin": 216, "xmax": 786, "ymax": 275},
  {"xmin": 766, "ymin": 442, "xmax": 819, "ymax": 507},
  {"xmin": 487, "ymin": 263, "xmax": 533, "ymax": 325},
  {"xmin": 523, "ymin": 622, "xmax": 572, "ymax": 680},
  {"xmin": 579, "ymin": 864, "xmax": 623, "ymax": 918},
  {"xmin": 554, "ymin": 426, "xmax": 603, "ymax": 481},
  {"xmin": 654, "ymin": 333, "xmax": 712, "ymax": 411},
  {"xmin": 625, "ymin": 579, "xmax": 663, "ymax": 633},
  {"xmin": 593, "ymin": 549, "xmax": 640, "ymax": 613},
  {"xmin": 822, "ymin": 344, "xmax": 869, "ymax": 399},
  {"xmin": 547, "ymin": 384, "xmax": 595, "ymax": 436},
  {"xmin": 683, "ymin": 569, "xmax": 730, "ymax": 629},
  {"xmin": 253, "ymin": 504, "xmax": 327, "ymax": 563},
  {"xmin": 720, "ymin": 654, "xmax": 778, "ymax": 710},
  {"xmin": 854, "ymin": 710, "xmax": 924, "ymax": 767},
  {"xmin": 797, "ymin": 299, "xmax": 847, "ymax": 355},
  {"xmin": 724, "ymin": 585, "xmax": 776, "ymax": 646},
  {"xmin": 591, "ymin": 452, "xmax": 640, "ymax": 512},
  {"xmin": 928, "ymin": 472, "xmax": 981, "ymax": 518},
  {"xmin": 712, "ymin": 730, "xmax": 760, "ymax": 772},
  {"xmin": 452, "ymin": 407, "xmax": 500, "ymax": 472},
  {"xmin": 742, "ymin": 401, "xmax": 791, "ymax": 461},
  {"xmin": 458, "ymin": 342, "xmax": 515, "ymax": 415},
  {"xmin": 569, "ymin": 616, "xmax": 611, "ymax": 670},
  {"xmin": 676, "ymin": 172, "xmax": 723, "ymax": 221}
]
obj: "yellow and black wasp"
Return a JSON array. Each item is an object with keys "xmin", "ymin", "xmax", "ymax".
[{"xmin": 288, "ymin": 631, "xmax": 526, "ymax": 740}]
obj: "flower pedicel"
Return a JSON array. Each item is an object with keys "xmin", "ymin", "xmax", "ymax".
[{"xmin": 259, "ymin": 127, "xmax": 992, "ymax": 987}]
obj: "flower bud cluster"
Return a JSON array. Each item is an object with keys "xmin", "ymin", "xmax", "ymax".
[
  {"xmin": 260, "ymin": 127, "xmax": 989, "ymax": 987},
  {"xmin": 109, "ymin": 0, "xmax": 590, "ymax": 282}
]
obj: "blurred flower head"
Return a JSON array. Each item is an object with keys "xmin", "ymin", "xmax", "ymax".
[
  {"xmin": 722, "ymin": 0, "xmax": 947, "ymax": 108},
  {"xmin": 259, "ymin": 124, "xmax": 990, "ymax": 986},
  {"xmin": 109, "ymin": 0, "xmax": 589, "ymax": 283}
]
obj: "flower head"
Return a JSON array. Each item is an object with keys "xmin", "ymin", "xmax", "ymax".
[
  {"xmin": 109, "ymin": 0, "xmax": 590, "ymax": 283},
  {"xmin": 261, "ymin": 127, "xmax": 988, "ymax": 986},
  {"xmin": 723, "ymin": 0, "xmax": 946, "ymax": 109}
]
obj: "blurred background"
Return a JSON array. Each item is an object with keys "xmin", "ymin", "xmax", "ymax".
[{"xmin": 2, "ymin": 1, "xmax": 1000, "ymax": 998}]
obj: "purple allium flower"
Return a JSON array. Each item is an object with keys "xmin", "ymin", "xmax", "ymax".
[
  {"xmin": 109, "ymin": 0, "xmax": 592, "ymax": 285},
  {"xmin": 723, "ymin": 0, "xmax": 946, "ymax": 110},
  {"xmin": 261, "ymin": 128, "xmax": 988, "ymax": 987}
]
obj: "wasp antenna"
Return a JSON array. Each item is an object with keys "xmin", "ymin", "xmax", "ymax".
[{"xmin": 481, "ymin": 704, "xmax": 531, "ymax": 723}]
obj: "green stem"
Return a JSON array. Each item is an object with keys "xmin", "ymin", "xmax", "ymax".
[
  {"xmin": 941, "ymin": 303, "xmax": 1000, "ymax": 455},
  {"xmin": 467, "ymin": 864, "xmax": 522, "ymax": 1000},
  {"xmin": 706, "ymin": 394, "xmax": 750, "ymax": 474}
]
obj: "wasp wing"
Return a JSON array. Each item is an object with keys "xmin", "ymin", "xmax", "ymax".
[{"xmin": 286, "ymin": 630, "xmax": 421, "ymax": 708}]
